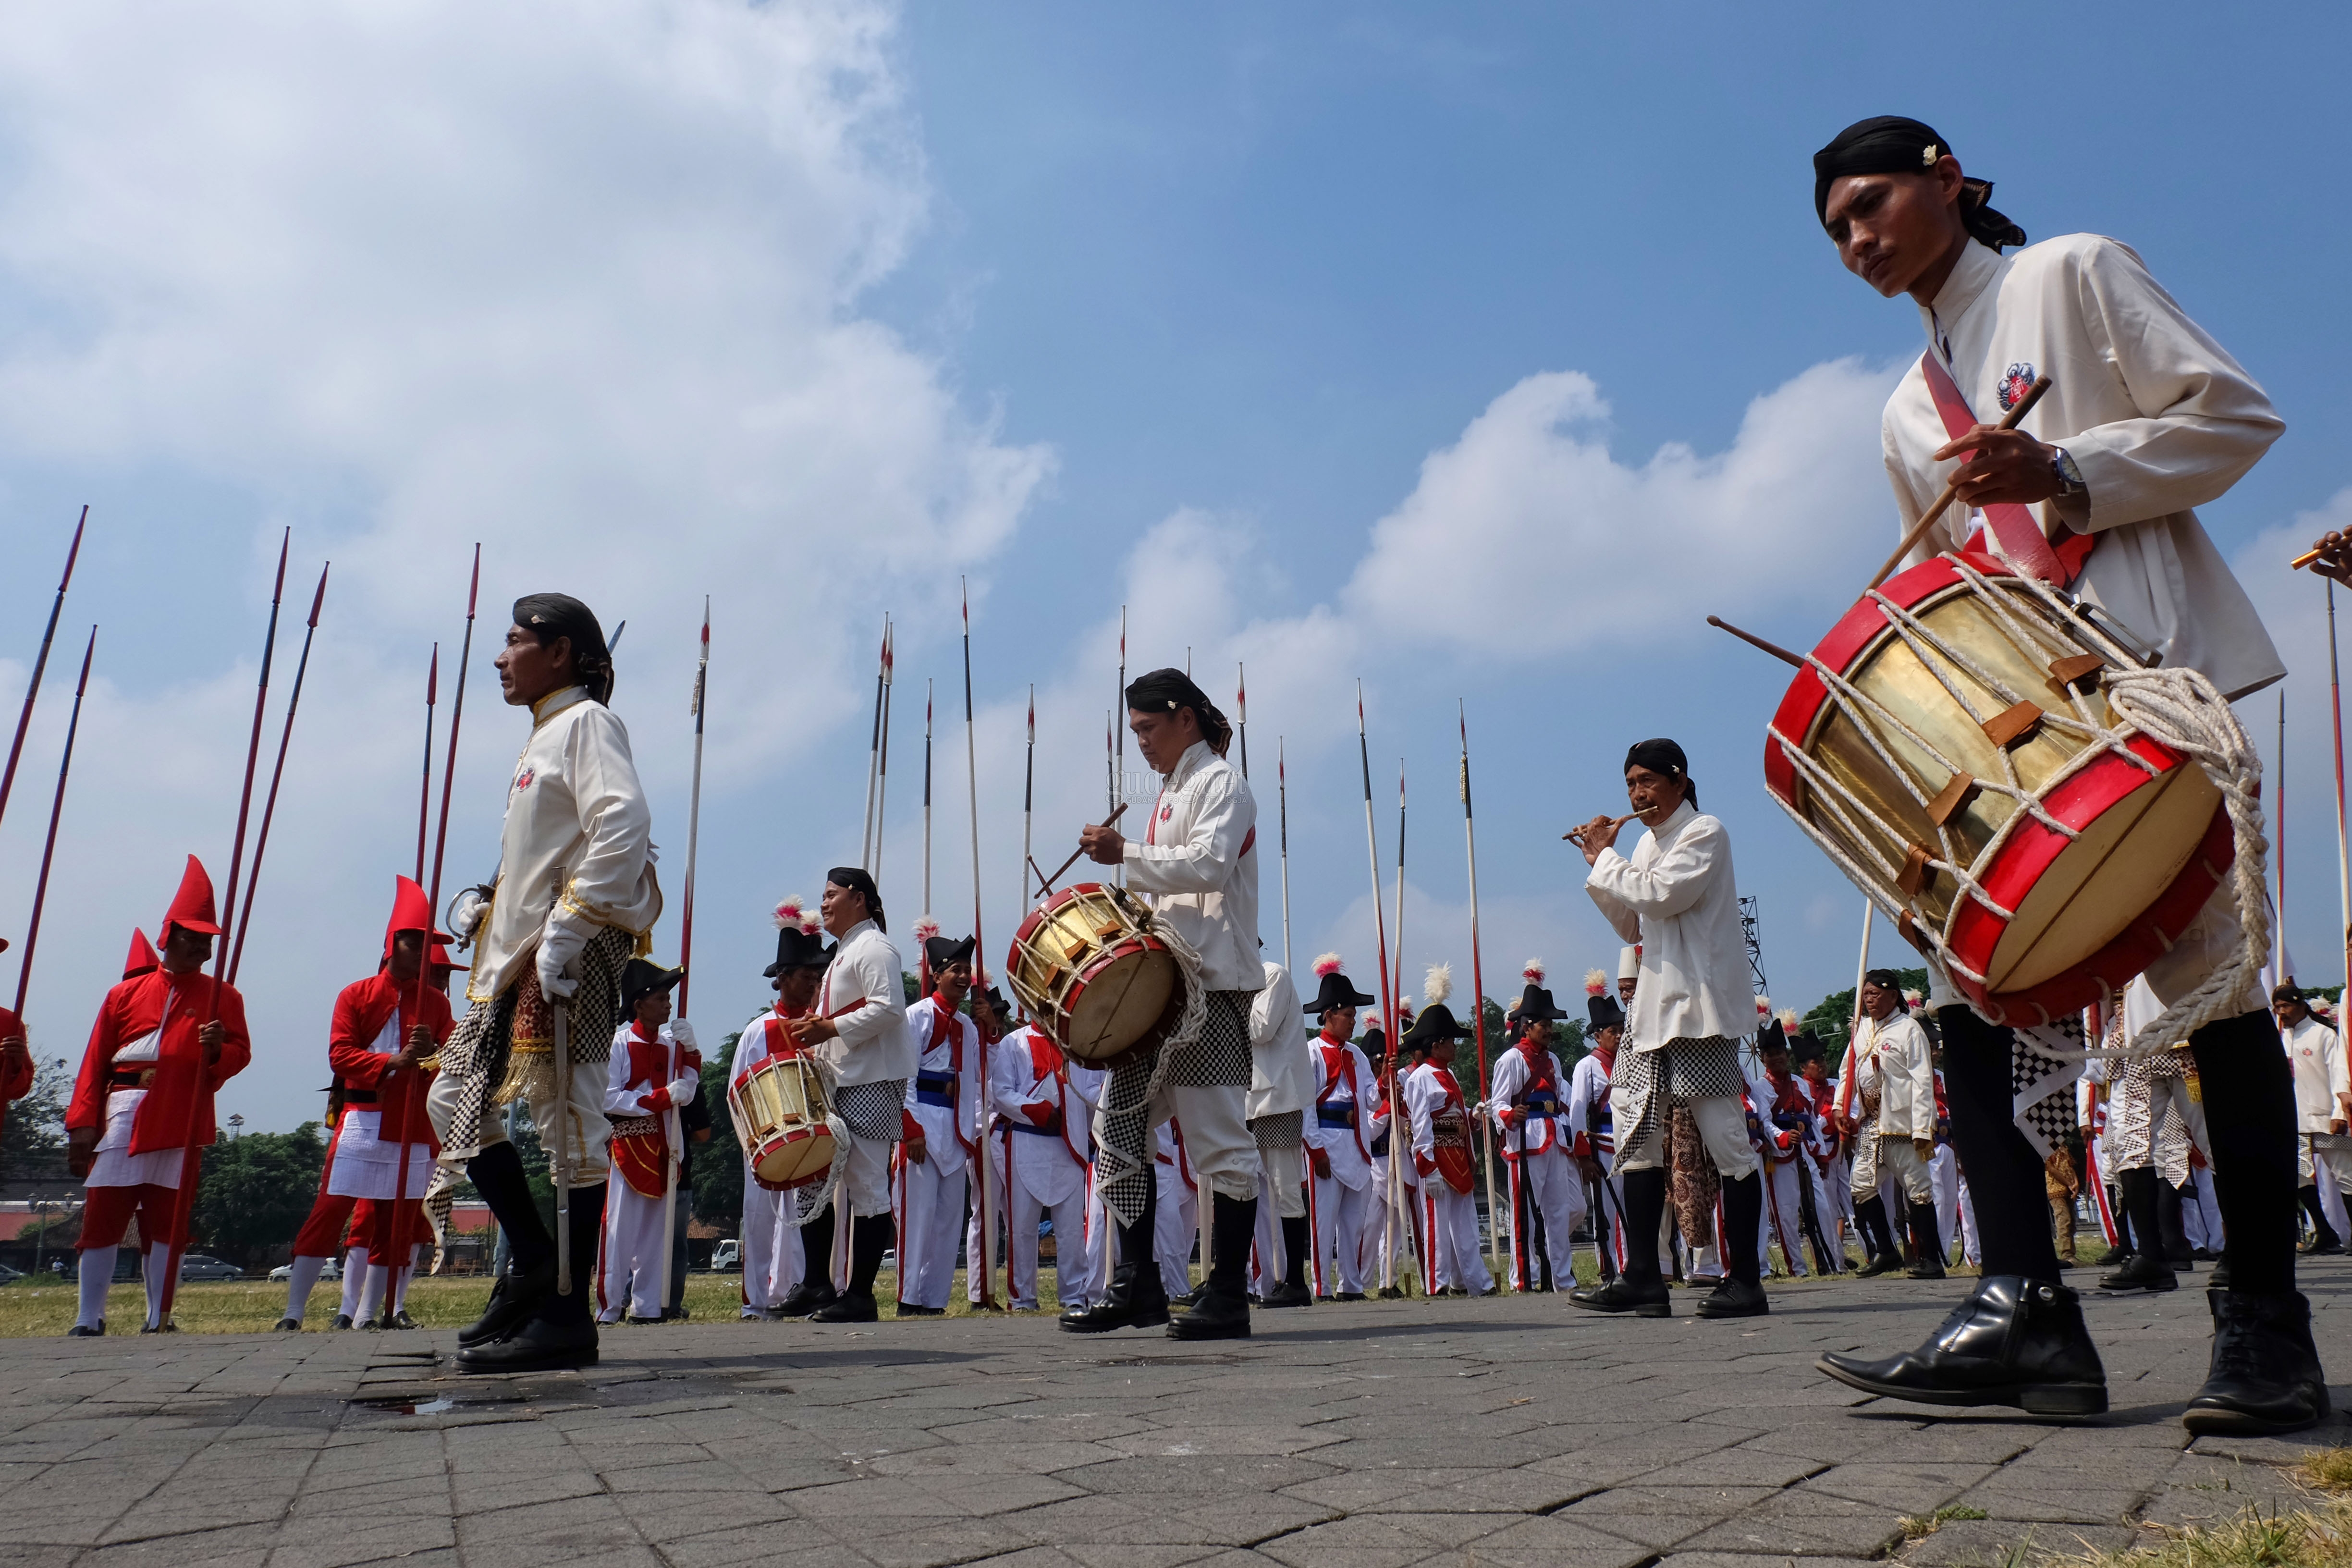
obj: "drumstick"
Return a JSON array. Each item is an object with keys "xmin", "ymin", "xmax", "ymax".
[
  {"xmin": 1038, "ymin": 801, "xmax": 1129, "ymax": 893},
  {"xmin": 1707, "ymin": 614, "xmax": 1805, "ymax": 670},
  {"xmin": 1866, "ymin": 373, "xmax": 2054, "ymax": 588},
  {"xmin": 774, "ymin": 996, "xmax": 870, "ymax": 1050}
]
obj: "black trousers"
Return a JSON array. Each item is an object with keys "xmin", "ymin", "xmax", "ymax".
[{"xmin": 1939, "ymin": 1003, "xmax": 2299, "ymax": 1296}]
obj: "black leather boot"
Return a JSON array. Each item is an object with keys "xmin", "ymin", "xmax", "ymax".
[
  {"xmin": 1697, "ymin": 1173, "xmax": 1769, "ymax": 1319},
  {"xmin": 811, "ymin": 1214, "xmax": 891, "ymax": 1322},
  {"xmin": 1854, "ymin": 1197, "xmax": 1902, "ymax": 1277},
  {"xmin": 459, "ymin": 1143, "xmax": 555, "ymax": 1348},
  {"xmin": 2182, "ymin": 1289, "xmax": 2331, "ymax": 1435},
  {"xmin": 2296, "ymin": 1188, "xmax": 2341, "ymax": 1254},
  {"xmin": 1817, "ymin": 1274, "xmax": 2108, "ymax": 1415},
  {"xmin": 1262, "ymin": 1215, "xmax": 1313, "ymax": 1308},
  {"xmin": 773, "ymin": 1204, "xmax": 839, "ymax": 1316},
  {"xmin": 1169, "ymin": 1191, "xmax": 1255, "ymax": 1340},
  {"xmin": 1907, "ymin": 1200, "xmax": 1948, "ymax": 1279},
  {"xmin": 1062, "ymin": 1170, "xmax": 1170, "ymax": 1332},
  {"xmin": 458, "ymin": 1183, "xmax": 603, "ymax": 1373},
  {"xmin": 2157, "ymin": 1179, "xmax": 2194, "ymax": 1269},
  {"xmin": 2100, "ymin": 1170, "xmax": 2176, "ymax": 1291},
  {"xmin": 1571, "ymin": 1167, "xmax": 1670, "ymax": 1316}
]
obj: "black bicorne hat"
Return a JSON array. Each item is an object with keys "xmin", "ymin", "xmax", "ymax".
[
  {"xmin": 924, "ymin": 933, "xmax": 977, "ymax": 975},
  {"xmin": 1585, "ymin": 991, "xmax": 1625, "ymax": 1033},
  {"xmin": 1789, "ymin": 1029, "xmax": 1825, "ymax": 1066},
  {"xmin": 1508, "ymin": 982, "xmax": 1567, "ymax": 1022},
  {"xmin": 1304, "ymin": 962, "xmax": 1377, "ymax": 1017},
  {"xmin": 621, "ymin": 958, "xmax": 686, "ymax": 1011},
  {"xmin": 1402, "ymin": 1002, "xmax": 1471, "ymax": 1048},
  {"xmin": 765, "ymin": 924, "xmax": 835, "ymax": 978}
]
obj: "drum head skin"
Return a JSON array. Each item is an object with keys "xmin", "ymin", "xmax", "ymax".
[
  {"xmin": 1008, "ymin": 882, "xmax": 1189, "ymax": 1064},
  {"xmin": 732, "ymin": 1053, "xmax": 837, "ymax": 1190},
  {"xmin": 1767, "ymin": 551, "xmax": 2230, "ymax": 1024}
]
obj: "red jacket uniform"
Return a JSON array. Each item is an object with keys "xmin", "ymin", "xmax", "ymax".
[
  {"xmin": 68, "ymin": 969, "xmax": 252, "ymax": 1152},
  {"xmin": 327, "ymin": 972, "xmax": 454, "ymax": 1149}
]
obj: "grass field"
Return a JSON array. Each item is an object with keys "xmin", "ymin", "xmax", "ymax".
[{"xmin": 0, "ymin": 1235, "xmax": 2122, "ymax": 1336}]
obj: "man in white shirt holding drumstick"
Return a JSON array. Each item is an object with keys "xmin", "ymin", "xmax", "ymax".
[{"xmin": 1810, "ymin": 115, "xmax": 2320, "ymax": 1433}]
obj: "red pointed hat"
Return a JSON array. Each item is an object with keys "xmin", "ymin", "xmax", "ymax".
[
  {"xmin": 123, "ymin": 928, "xmax": 160, "ymax": 979},
  {"xmin": 428, "ymin": 942, "xmax": 469, "ymax": 973},
  {"xmin": 383, "ymin": 875, "xmax": 455, "ymax": 961},
  {"xmin": 161, "ymin": 855, "xmax": 223, "ymax": 938}
]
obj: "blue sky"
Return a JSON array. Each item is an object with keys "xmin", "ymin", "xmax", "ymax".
[{"xmin": 0, "ymin": 2, "xmax": 2347, "ymax": 1131}]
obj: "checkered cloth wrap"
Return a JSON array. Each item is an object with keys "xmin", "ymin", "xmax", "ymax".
[
  {"xmin": 2009, "ymin": 1015, "xmax": 2089, "ymax": 1162},
  {"xmin": 2105, "ymin": 1045, "xmax": 2195, "ymax": 1180},
  {"xmin": 1251, "ymin": 1109, "xmax": 1303, "ymax": 1159},
  {"xmin": 834, "ymin": 1078, "xmax": 908, "ymax": 1143},
  {"xmin": 1610, "ymin": 1034, "xmax": 1743, "ymax": 1167},
  {"xmin": 425, "ymin": 923, "xmax": 634, "ymax": 1241},
  {"xmin": 1097, "ymin": 987, "xmax": 1254, "ymax": 1226}
]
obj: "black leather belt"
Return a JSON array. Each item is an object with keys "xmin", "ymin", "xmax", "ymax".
[{"xmin": 108, "ymin": 1067, "xmax": 155, "ymax": 1090}]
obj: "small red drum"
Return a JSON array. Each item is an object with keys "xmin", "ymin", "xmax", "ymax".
[
  {"xmin": 729, "ymin": 1051, "xmax": 835, "ymax": 1191},
  {"xmin": 1006, "ymin": 882, "xmax": 1188, "ymax": 1066},
  {"xmin": 1432, "ymin": 1111, "xmax": 1474, "ymax": 1197},
  {"xmin": 1765, "ymin": 551, "xmax": 2231, "ymax": 1025}
]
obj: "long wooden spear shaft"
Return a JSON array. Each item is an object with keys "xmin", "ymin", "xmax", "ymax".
[
  {"xmin": 1356, "ymin": 683, "xmax": 1402, "ymax": 1292},
  {"xmin": 1277, "ymin": 738, "xmax": 1291, "ymax": 977},
  {"xmin": 1115, "ymin": 609, "xmax": 1127, "ymax": 886},
  {"xmin": 163, "ymin": 529, "xmax": 289, "ymax": 1322},
  {"xmin": 962, "ymin": 581, "xmax": 997, "ymax": 1310},
  {"xmin": 0, "ymin": 507, "xmax": 86, "ymax": 835},
  {"xmin": 874, "ymin": 618, "xmax": 893, "ymax": 886},
  {"xmin": 2277, "ymin": 690, "xmax": 2287, "ymax": 981},
  {"xmin": 1460, "ymin": 702, "xmax": 1501, "ymax": 1273},
  {"xmin": 861, "ymin": 614, "xmax": 886, "ymax": 869},
  {"xmin": 1236, "ymin": 663, "xmax": 1249, "ymax": 780},
  {"xmin": 1392, "ymin": 759, "xmax": 1407, "ymax": 1051},
  {"xmin": 680, "ymin": 600, "xmax": 709, "ymax": 1016},
  {"xmin": 414, "ymin": 647, "xmax": 438, "ymax": 882},
  {"xmin": 1021, "ymin": 686, "xmax": 1035, "ymax": 904},
  {"xmin": 428, "ymin": 544, "xmax": 481, "ymax": 919},
  {"xmin": 227, "ymin": 562, "xmax": 328, "ymax": 984},
  {"xmin": 10, "ymin": 627, "xmax": 95, "ymax": 1017},
  {"xmin": 2333, "ymin": 583, "xmax": 2350, "ymax": 991},
  {"xmin": 923, "ymin": 680, "xmax": 934, "ymax": 917}
]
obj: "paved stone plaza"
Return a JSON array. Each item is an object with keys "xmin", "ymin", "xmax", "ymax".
[{"xmin": 4, "ymin": 1260, "xmax": 2347, "ymax": 1568}]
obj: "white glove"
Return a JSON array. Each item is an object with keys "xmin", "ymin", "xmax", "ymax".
[
  {"xmin": 669, "ymin": 1017, "xmax": 698, "ymax": 1051},
  {"xmin": 536, "ymin": 919, "xmax": 588, "ymax": 1001},
  {"xmin": 449, "ymin": 885, "xmax": 491, "ymax": 944}
]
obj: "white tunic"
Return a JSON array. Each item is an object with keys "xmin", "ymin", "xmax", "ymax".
[
  {"xmin": 902, "ymin": 996, "xmax": 983, "ymax": 1177},
  {"xmin": 2282, "ymin": 1016, "xmax": 2349, "ymax": 1134},
  {"xmin": 1304, "ymin": 1037, "xmax": 1385, "ymax": 1191},
  {"xmin": 470, "ymin": 686, "xmax": 661, "ymax": 1003},
  {"xmin": 1487, "ymin": 1045, "xmax": 1571, "ymax": 1158},
  {"xmin": 992, "ymin": 1025, "xmax": 1093, "ymax": 1208},
  {"xmin": 1245, "ymin": 962, "xmax": 1312, "ymax": 1120},
  {"xmin": 1854, "ymin": 1012, "xmax": 1937, "ymax": 1141},
  {"xmin": 1565, "ymin": 1052, "xmax": 1616, "ymax": 1160},
  {"xmin": 1586, "ymin": 800, "xmax": 1752, "ymax": 1050},
  {"xmin": 816, "ymin": 920, "xmax": 917, "ymax": 1085},
  {"xmin": 1886, "ymin": 234, "xmax": 2284, "ymax": 700},
  {"xmin": 602, "ymin": 1023, "xmax": 699, "ymax": 1119},
  {"xmin": 1121, "ymin": 739, "xmax": 1261, "ymax": 992}
]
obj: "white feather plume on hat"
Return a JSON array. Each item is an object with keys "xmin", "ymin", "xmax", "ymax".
[
  {"xmin": 1424, "ymin": 963, "xmax": 1452, "ymax": 1006},
  {"xmin": 1314, "ymin": 952, "xmax": 1344, "ymax": 978},
  {"xmin": 1522, "ymin": 958, "xmax": 1545, "ymax": 985},
  {"xmin": 1583, "ymin": 968, "xmax": 1607, "ymax": 996}
]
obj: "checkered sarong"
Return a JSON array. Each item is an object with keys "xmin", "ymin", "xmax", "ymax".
[
  {"xmin": 1251, "ymin": 1109, "xmax": 1303, "ymax": 1158},
  {"xmin": 1611, "ymin": 1034, "xmax": 1742, "ymax": 1164},
  {"xmin": 1097, "ymin": 988, "xmax": 1254, "ymax": 1226},
  {"xmin": 834, "ymin": 1079, "xmax": 907, "ymax": 1143}
]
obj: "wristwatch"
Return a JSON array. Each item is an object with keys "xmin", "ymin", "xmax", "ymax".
[{"xmin": 2049, "ymin": 446, "xmax": 2088, "ymax": 500}]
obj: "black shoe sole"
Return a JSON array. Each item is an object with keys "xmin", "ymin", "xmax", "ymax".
[
  {"xmin": 1165, "ymin": 1316, "xmax": 1250, "ymax": 1341},
  {"xmin": 2181, "ymin": 1396, "xmax": 2330, "ymax": 1437},
  {"xmin": 1814, "ymin": 1356, "xmax": 2107, "ymax": 1416},
  {"xmin": 1059, "ymin": 1306, "xmax": 1172, "ymax": 1334},
  {"xmin": 455, "ymin": 1345, "xmax": 600, "ymax": 1374},
  {"xmin": 1568, "ymin": 1295, "xmax": 1672, "ymax": 1319},
  {"xmin": 1694, "ymin": 1300, "xmax": 1770, "ymax": 1319},
  {"xmin": 2097, "ymin": 1277, "xmax": 2178, "ymax": 1293}
]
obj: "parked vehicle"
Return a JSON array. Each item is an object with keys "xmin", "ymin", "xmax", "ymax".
[
  {"xmin": 266, "ymin": 1259, "xmax": 341, "ymax": 1283},
  {"xmin": 177, "ymin": 1254, "xmax": 243, "ymax": 1282},
  {"xmin": 709, "ymin": 1239, "xmax": 741, "ymax": 1273}
]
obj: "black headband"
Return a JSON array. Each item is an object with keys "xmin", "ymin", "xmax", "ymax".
[
  {"xmin": 1813, "ymin": 115, "xmax": 2026, "ymax": 251},
  {"xmin": 1126, "ymin": 667, "xmax": 1232, "ymax": 749},
  {"xmin": 825, "ymin": 866, "xmax": 885, "ymax": 932}
]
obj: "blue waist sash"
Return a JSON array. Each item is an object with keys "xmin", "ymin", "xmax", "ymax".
[
  {"xmin": 914, "ymin": 1072, "xmax": 956, "ymax": 1108},
  {"xmin": 1317, "ymin": 1105, "xmax": 1357, "ymax": 1129}
]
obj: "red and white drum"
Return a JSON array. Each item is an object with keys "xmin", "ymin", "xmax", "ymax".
[
  {"xmin": 1765, "ymin": 550, "xmax": 2231, "ymax": 1025},
  {"xmin": 729, "ymin": 1053, "xmax": 835, "ymax": 1191},
  {"xmin": 1006, "ymin": 882, "xmax": 1187, "ymax": 1066}
]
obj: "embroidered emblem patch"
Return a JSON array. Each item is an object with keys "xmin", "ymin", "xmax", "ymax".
[
  {"xmin": 1998, "ymin": 362, "xmax": 2037, "ymax": 412},
  {"xmin": 1160, "ymin": 804, "xmax": 1173, "ymax": 822},
  {"xmin": 513, "ymin": 766, "xmax": 535, "ymax": 792}
]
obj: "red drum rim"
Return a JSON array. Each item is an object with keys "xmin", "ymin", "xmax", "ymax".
[{"xmin": 1012, "ymin": 882, "xmax": 1110, "ymax": 948}]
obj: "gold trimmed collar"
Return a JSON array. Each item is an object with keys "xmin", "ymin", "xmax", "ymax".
[{"xmin": 530, "ymin": 686, "xmax": 590, "ymax": 727}]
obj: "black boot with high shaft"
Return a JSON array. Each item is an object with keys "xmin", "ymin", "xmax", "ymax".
[
  {"xmin": 1819, "ymin": 1275, "xmax": 2107, "ymax": 1414},
  {"xmin": 2100, "ymin": 1169, "xmax": 2176, "ymax": 1292},
  {"xmin": 1063, "ymin": 1163, "xmax": 1171, "ymax": 1332},
  {"xmin": 1571, "ymin": 1167, "xmax": 1670, "ymax": 1316},
  {"xmin": 459, "ymin": 1182, "xmax": 605, "ymax": 1373},
  {"xmin": 1697, "ymin": 1173, "xmax": 1769, "ymax": 1318},
  {"xmin": 458, "ymin": 1142, "xmax": 554, "ymax": 1348},
  {"xmin": 1907, "ymin": 1199, "xmax": 1947, "ymax": 1279},
  {"xmin": 1168, "ymin": 1191, "xmax": 1258, "ymax": 1340},
  {"xmin": 812, "ymin": 1214, "xmax": 892, "ymax": 1322},
  {"xmin": 774, "ymin": 1203, "xmax": 839, "ymax": 1316},
  {"xmin": 1262, "ymin": 1215, "xmax": 1313, "ymax": 1308}
]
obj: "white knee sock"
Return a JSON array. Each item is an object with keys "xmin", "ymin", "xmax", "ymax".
[
  {"xmin": 339, "ymin": 1248, "xmax": 369, "ymax": 1320},
  {"xmin": 283, "ymin": 1255, "xmax": 328, "ymax": 1322},
  {"xmin": 392, "ymin": 1245, "xmax": 422, "ymax": 1311},
  {"xmin": 75, "ymin": 1247, "xmax": 115, "ymax": 1330},
  {"xmin": 355, "ymin": 1263, "xmax": 388, "ymax": 1323},
  {"xmin": 143, "ymin": 1243, "xmax": 171, "ymax": 1328}
]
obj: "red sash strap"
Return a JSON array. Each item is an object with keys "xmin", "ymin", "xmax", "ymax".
[{"xmin": 1917, "ymin": 351, "xmax": 2089, "ymax": 585}]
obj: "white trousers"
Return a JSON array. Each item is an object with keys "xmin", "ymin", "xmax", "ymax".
[
  {"xmin": 428, "ymin": 1054, "xmax": 608, "ymax": 1182},
  {"xmin": 1418, "ymin": 1182, "xmax": 1493, "ymax": 1294},
  {"xmin": 1151, "ymin": 1084, "xmax": 1257, "ymax": 1201},
  {"xmin": 1500, "ymin": 1149, "xmax": 1581, "ymax": 1291},
  {"xmin": 1931, "ymin": 1146, "xmax": 1960, "ymax": 1262},
  {"xmin": 1306, "ymin": 1175, "xmax": 1373, "ymax": 1296},
  {"xmin": 1152, "ymin": 1166, "xmax": 1198, "ymax": 1298},
  {"xmin": 1614, "ymin": 1093, "xmax": 1759, "ymax": 1178},
  {"xmin": 597, "ymin": 1176, "xmax": 670, "ymax": 1322},
  {"xmin": 1956, "ymin": 1176, "xmax": 1984, "ymax": 1266},
  {"xmin": 739, "ymin": 1177, "xmax": 804, "ymax": 1313},
  {"xmin": 1760, "ymin": 1158, "xmax": 1810, "ymax": 1277},
  {"xmin": 1007, "ymin": 1170, "xmax": 1091, "ymax": 1311},
  {"xmin": 895, "ymin": 1152, "xmax": 969, "ymax": 1311},
  {"xmin": 1247, "ymin": 1140, "xmax": 1307, "ymax": 1295},
  {"xmin": 965, "ymin": 1137, "xmax": 1006, "ymax": 1303}
]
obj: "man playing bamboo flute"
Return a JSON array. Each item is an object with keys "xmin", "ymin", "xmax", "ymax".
[
  {"xmin": 434, "ymin": 594, "xmax": 658, "ymax": 1374},
  {"xmin": 1812, "ymin": 115, "xmax": 2321, "ymax": 1431},
  {"xmin": 775, "ymin": 867, "xmax": 914, "ymax": 1324},
  {"xmin": 1302, "ymin": 956, "xmax": 1382, "ymax": 1299},
  {"xmin": 1064, "ymin": 668, "xmax": 1262, "ymax": 1340},
  {"xmin": 1570, "ymin": 740, "xmax": 1769, "ymax": 1322},
  {"xmin": 65, "ymin": 858, "xmax": 252, "ymax": 1335},
  {"xmin": 896, "ymin": 932, "xmax": 982, "ymax": 1316},
  {"xmin": 598, "ymin": 960, "xmax": 695, "ymax": 1323},
  {"xmin": 276, "ymin": 877, "xmax": 453, "ymax": 1332},
  {"xmin": 1490, "ymin": 980, "xmax": 1580, "ymax": 1292}
]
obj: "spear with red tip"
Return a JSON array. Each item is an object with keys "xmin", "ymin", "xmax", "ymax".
[
  {"xmin": 10, "ymin": 627, "xmax": 95, "ymax": 1019},
  {"xmin": 227, "ymin": 563, "xmax": 329, "ymax": 984},
  {"xmin": 415, "ymin": 647, "xmax": 438, "ymax": 882},
  {"xmin": 1460, "ymin": 702, "xmax": 1500, "ymax": 1272},
  {"xmin": 428, "ymin": 545, "xmax": 480, "ymax": 919},
  {"xmin": 0, "ymin": 507, "xmax": 86, "ymax": 837}
]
